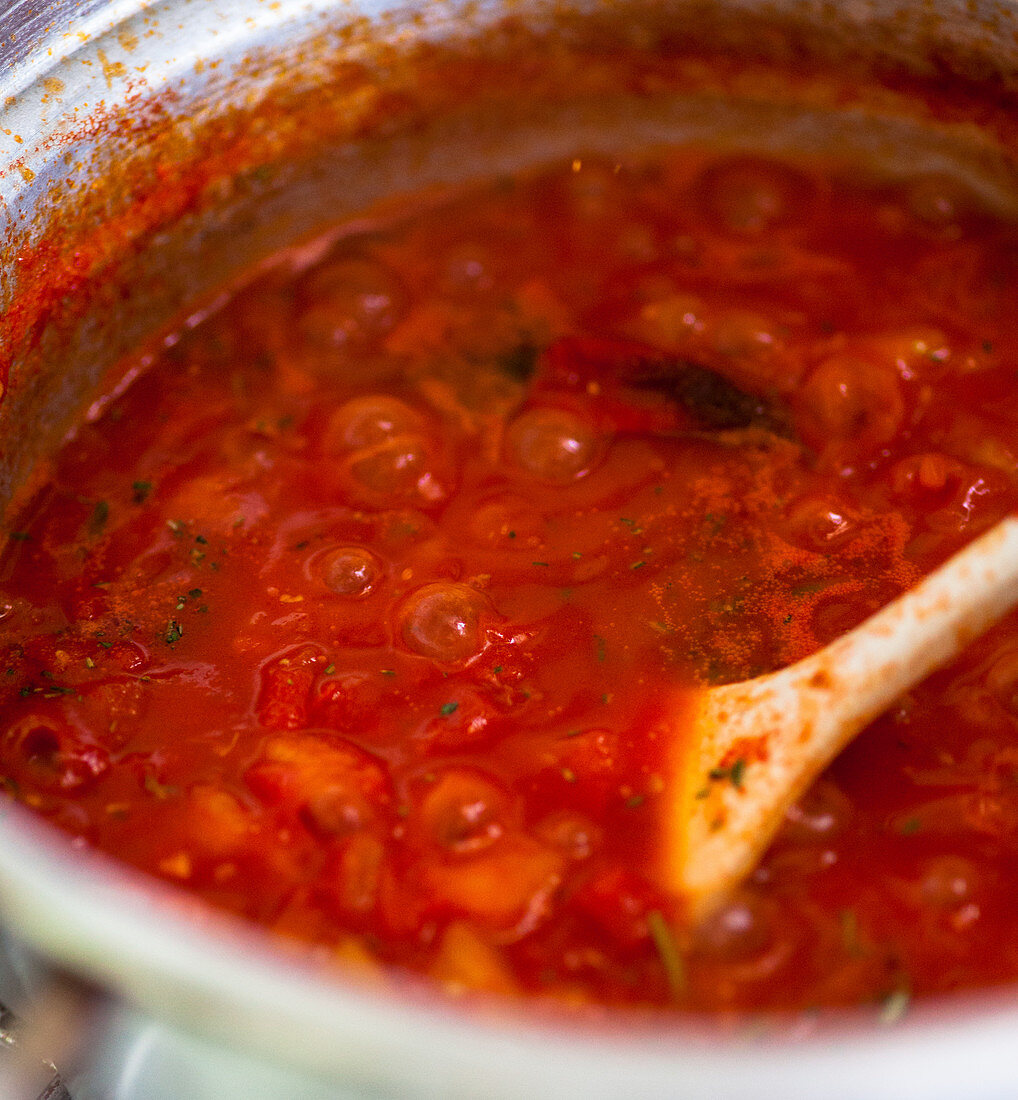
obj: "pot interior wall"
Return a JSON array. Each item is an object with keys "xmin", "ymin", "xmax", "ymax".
[{"xmin": 4, "ymin": 0, "xmax": 1018, "ymax": 521}]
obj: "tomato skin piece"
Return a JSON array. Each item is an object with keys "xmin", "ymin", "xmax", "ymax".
[
  {"xmin": 323, "ymin": 395, "xmax": 426, "ymax": 454},
  {"xmin": 429, "ymin": 921, "xmax": 519, "ymax": 996},
  {"xmin": 415, "ymin": 688, "xmax": 499, "ymax": 752},
  {"xmin": 795, "ymin": 352, "xmax": 906, "ymax": 461},
  {"xmin": 534, "ymin": 334, "xmax": 784, "ymax": 436},
  {"xmin": 315, "ymin": 546, "xmax": 384, "ymax": 598},
  {"xmin": 244, "ymin": 732, "xmax": 393, "ymax": 834},
  {"xmin": 419, "ymin": 834, "xmax": 565, "ymax": 930},
  {"xmin": 0, "ymin": 709, "xmax": 109, "ymax": 793},
  {"xmin": 316, "ymin": 833, "xmax": 387, "ymax": 921},
  {"xmin": 534, "ymin": 335, "xmax": 691, "ymax": 435},
  {"xmin": 525, "ymin": 728, "xmax": 623, "ymax": 817},
  {"xmin": 572, "ymin": 865, "xmax": 668, "ymax": 948},
  {"xmin": 185, "ymin": 785, "xmax": 255, "ymax": 857},
  {"xmin": 696, "ymin": 155, "xmax": 818, "ymax": 237},
  {"xmin": 295, "ymin": 259, "xmax": 408, "ymax": 354},
  {"xmin": 311, "ymin": 671, "xmax": 386, "ymax": 734},
  {"xmin": 504, "ymin": 406, "xmax": 604, "ymax": 484},
  {"xmin": 408, "ymin": 767, "xmax": 511, "ymax": 856},
  {"xmin": 396, "ymin": 582, "xmax": 493, "ymax": 664},
  {"xmin": 256, "ymin": 645, "xmax": 330, "ymax": 731}
]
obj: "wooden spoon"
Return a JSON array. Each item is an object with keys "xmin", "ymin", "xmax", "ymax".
[{"xmin": 661, "ymin": 514, "xmax": 1018, "ymax": 921}]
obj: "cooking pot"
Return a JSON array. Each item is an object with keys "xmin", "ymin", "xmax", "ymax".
[{"xmin": 5, "ymin": 1, "xmax": 1018, "ymax": 1096}]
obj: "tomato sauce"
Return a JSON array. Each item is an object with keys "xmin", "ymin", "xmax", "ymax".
[{"xmin": 3, "ymin": 149, "xmax": 1018, "ymax": 1018}]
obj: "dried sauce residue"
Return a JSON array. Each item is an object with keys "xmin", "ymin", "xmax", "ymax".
[{"xmin": 650, "ymin": 443, "xmax": 919, "ymax": 685}]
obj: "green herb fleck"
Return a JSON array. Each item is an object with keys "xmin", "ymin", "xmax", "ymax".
[
  {"xmin": 440, "ymin": 701, "xmax": 459, "ymax": 717},
  {"xmin": 324, "ymin": 663, "xmax": 336, "ymax": 675},
  {"xmin": 144, "ymin": 773, "xmax": 179, "ymax": 800},
  {"xmin": 839, "ymin": 908, "xmax": 862, "ymax": 957},
  {"xmin": 43, "ymin": 685, "xmax": 77, "ymax": 699},
  {"xmin": 495, "ymin": 341, "xmax": 540, "ymax": 381},
  {"xmin": 709, "ymin": 759, "xmax": 747, "ymax": 789},
  {"xmin": 899, "ymin": 816, "xmax": 921, "ymax": 836},
  {"xmin": 132, "ymin": 481, "xmax": 153, "ymax": 504},
  {"xmin": 790, "ymin": 576, "xmax": 844, "ymax": 598},
  {"xmin": 89, "ymin": 500, "xmax": 110, "ymax": 535},
  {"xmin": 164, "ymin": 620, "xmax": 184, "ymax": 646},
  {"xmin": 730, "ymin": 758, "xmax": 746, "ymax": 789},
  {"xmin": 647, "ymin": 910, "xmax": 687, "ymax": 1000}
]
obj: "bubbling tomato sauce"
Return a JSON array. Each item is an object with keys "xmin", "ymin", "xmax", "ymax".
[{"xmin": 4, "ymin": 149, "xmax": 1018, "ymax": 1018}]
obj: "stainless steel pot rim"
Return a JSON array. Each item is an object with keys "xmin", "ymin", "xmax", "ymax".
[{"xmin": 4, "ymin": 795, "xmax": 1018, "ymax": 1100}]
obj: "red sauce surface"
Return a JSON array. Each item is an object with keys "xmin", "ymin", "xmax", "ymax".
[{"xmin": 4, "ymin": 150, "xmax": 1018, "ymax": 1017}]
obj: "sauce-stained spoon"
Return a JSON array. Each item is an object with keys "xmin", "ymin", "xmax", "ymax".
[{"xmin": 662, "ymin": 514, "xmax": 1018, "ymax": 921}]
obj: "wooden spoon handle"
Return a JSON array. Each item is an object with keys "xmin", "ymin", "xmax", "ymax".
[{"xmin": 663, "ymin": 515, "xmax": 1018, "ymax": 917}]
